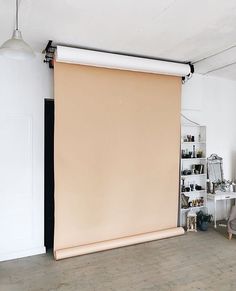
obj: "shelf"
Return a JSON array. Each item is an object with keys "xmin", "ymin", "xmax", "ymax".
[
  {"xmin": 181, "ymin": 174, "xmax": 206, "ymax": 178},
  {"xmin": 181, "ymin": 158, "xmax": 206, "ymax": 160},
  {"xmin": 181, "ymin": 206, "xmax": 207, "ymax": 211},
  {"xmin": 180, "ymin": 124, "xmax": 207, "ymax": 226},
  {"xmin": 181, "ymin": 190, "xmax": 206, "ymax": 194},
  {"xmin": 181, "ymin": 141, "xmax": 206, "ymax": 145},
  {"xmin": 181, "ymin": 125, "xmax": 205, "ymax": 128}
]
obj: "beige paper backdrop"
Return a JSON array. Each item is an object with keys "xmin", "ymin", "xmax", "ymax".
[{"xmin": 54, "ymin": 62, "xmax": 181, "ymax": 257}]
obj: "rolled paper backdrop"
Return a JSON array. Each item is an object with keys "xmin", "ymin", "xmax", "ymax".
[
  {"xmin": 56, "ymin": 46, "xmax": 191, "ymax": 77},
  {"xmin": 54, "ymin": 60, "xmax": 182, "ymax": 260},
  {"xmin": 55, "ymin": 227, "xmax": 184, "ymax": 260}
]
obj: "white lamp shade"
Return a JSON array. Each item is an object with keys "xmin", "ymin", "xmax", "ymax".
[{"xmin": 0, "ymin": 30, "xmax": 34, "ymax": 60}]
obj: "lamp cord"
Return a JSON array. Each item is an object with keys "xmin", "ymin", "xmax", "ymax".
[
  {"xmin": 181, "ymin": 113, "xmax": 200, "ymax": 126},
  {"xmin": 16, "ymin": 0, "xmax": 19, "ymax": 30}
]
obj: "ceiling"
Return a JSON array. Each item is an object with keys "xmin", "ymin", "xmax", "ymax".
[{"xmin": 1, "ymin": 0, "xmax": 236, "ymax": 79}]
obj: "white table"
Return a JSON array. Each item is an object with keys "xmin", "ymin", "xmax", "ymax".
[{"xmin": 207, "ymin": 191, "xmax": 236, "ymax": 228}]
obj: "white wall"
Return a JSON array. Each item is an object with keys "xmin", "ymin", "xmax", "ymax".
[
  {"xmin": 182, "ymin": 73, "xmax": 236, "ymax": 218},
  {"xmin": 0, "ymin": 58, "xmax": 235, "ymax": 261},
  {"xmin": 0, "ymin": 53, "xmax": 53, "ymax": 261}
]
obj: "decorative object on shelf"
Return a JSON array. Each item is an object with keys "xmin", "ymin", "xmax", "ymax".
[
  {"xmin": 192, "ymin": 145, "xmax": 196, "ymax": 158},
  {"xmin": 195, "ymin": 184, "xmax": 202, "ymax": 191},
  {"xmin": 187, "ymin": 135, "xmax": 192, "ymax": 142},
  {"xmin": 182, "ymin": 164, "xmax": 205, "ymax": 176},
  {"xmin": 184, "ymin": 135, "xmax": 196, "ymax": 143},
  {"xmin": 194, "ymin": 164, "xmax": 204, "ymax": 174},
  {"xmin": 181, "ymin": 194, "xmax": 189, "ymax": 209},
  {"xmin": 182, "ymin": 149, "xmax": 192, "ymax": 158},
  {"xmin": 181, "ymin": 178, "xmax": 185, "ymax": 192},
  {"xmin": 191, "ymin": 165, "xmax": 195, "ymax": 174},
  {"xmin": 182, "ymin": 169, "xmax": 192, "ymax": 176},
  {"xmin": 187, "ymin": 209, "xmax": 197, "ymax": 232},
  {"xmin": 196, "ymin": 210, "xmax": 213, "ymax": 231},
  {"xmin": 190, "ymin": 197, "xmax": 204, "ymax": 208},
  {"xmin": 197, "ymin": 150, "xmax": 203, "ymax": 158}
]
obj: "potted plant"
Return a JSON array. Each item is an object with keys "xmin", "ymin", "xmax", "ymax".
[
  {"xmin": 196, "ymin": 210, "xmax": 213, "ymax": 231},
  {"xmin": 196, "ymin": 150, "xmax": 203, "ymax": 158}
]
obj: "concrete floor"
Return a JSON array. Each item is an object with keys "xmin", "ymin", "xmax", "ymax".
[{"xmin": 1, "ymin": 227, "xmax": 236, "ymax": 291}]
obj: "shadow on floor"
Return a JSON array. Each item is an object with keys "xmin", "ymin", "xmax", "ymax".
[{"xmin": 209, "ymin": 219, "xmax": 230, "ymax": 239}]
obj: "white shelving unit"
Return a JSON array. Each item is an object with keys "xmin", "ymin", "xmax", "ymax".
[{"xmin": 179, "ymin": 124, "xmax": 207, "ymax": 227}]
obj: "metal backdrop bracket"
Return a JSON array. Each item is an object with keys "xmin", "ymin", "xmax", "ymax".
[
  {"xmin": 43, "ymin": 40, "xmax": 56, "ymax": 69},
  {"xmin": 182, "ymin": 63, "xmax": 194, "ymax": 84}
]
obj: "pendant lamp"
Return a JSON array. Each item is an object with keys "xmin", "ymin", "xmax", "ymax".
[{"xmin": 0, "ymin": 0, "xmax": 34, "ymax": 59}]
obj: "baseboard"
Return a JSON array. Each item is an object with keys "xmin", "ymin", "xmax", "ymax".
[
  {"xmin": 0, "ymin": 246, "xmax": 46, "ymax": 262},
  {"xmin": 55, "ymin": 227, "xmax": 185, "ymax": 260}
]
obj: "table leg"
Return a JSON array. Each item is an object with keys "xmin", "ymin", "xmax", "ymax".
[
  {"xmin": 214, "ymin": 199, "xmax": 217, "ymax": 228},
  {"xmin": 226, "ymin": 199, "xmax": 229, "ymax": 220},
  {"xmin": 225, "ymin": 199, "xmax": 227, "ymax": 220}
]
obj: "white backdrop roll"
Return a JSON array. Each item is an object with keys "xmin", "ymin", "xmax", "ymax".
[{"xmin": 56, "ymin": 46, "xmax": 191, "ymax": 77}]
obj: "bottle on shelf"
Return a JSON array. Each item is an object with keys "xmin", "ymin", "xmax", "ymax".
[
  {"xmin": 181, "ymin": 178, "xmax": 185, "ymax": 192},
  {"xmin": 192, "ymin": 145, "xmax": 196, "ymax": 158}
]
